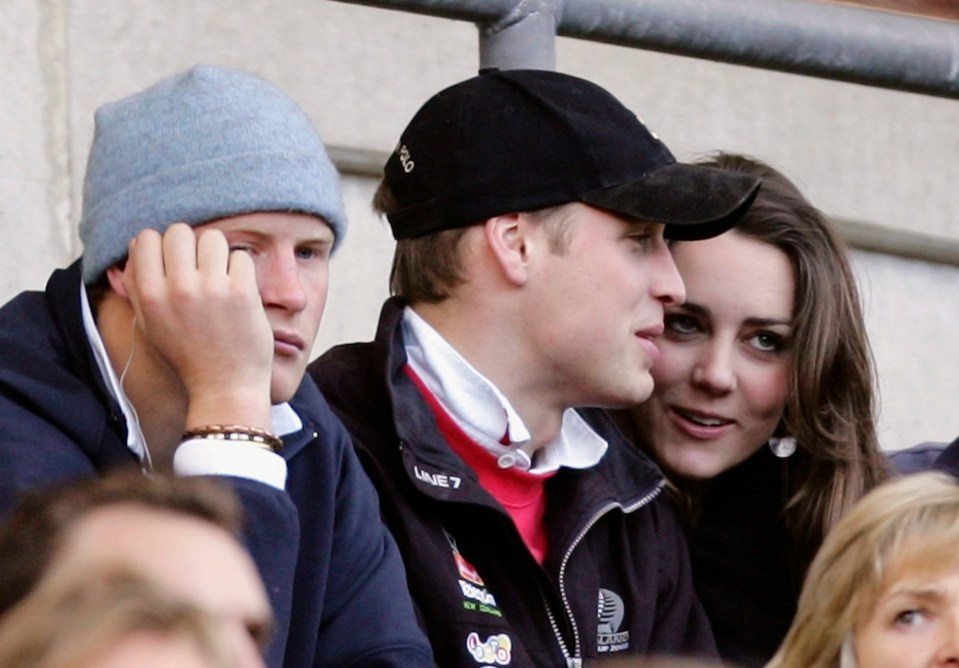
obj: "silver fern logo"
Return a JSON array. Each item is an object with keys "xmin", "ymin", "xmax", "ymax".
[{"xmin": 597, "ymin": 588, "xmax": 629, "ymax": 653}]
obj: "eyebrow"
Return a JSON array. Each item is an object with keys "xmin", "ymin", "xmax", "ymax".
[
  {"xmin": 875, "ymin": 588, "xmax": 951, "ymax": 618},
  {"xmin": 674, "ymin": 302, "xmax": 792, "ymax": 328},
  {"xmin": 884, "ymin": 585, "xmax": 946, "ymax": 601},
  {"xmin": 625, "ymin": 219, "xmax": 662, "ymax": 234},
  {"xmin": 745, "ymin": 317, "xmax": 792, "ymax": 328},
  {"xmin": 223, "ymin": 228, "xmax": 334, "ymax": 244}
]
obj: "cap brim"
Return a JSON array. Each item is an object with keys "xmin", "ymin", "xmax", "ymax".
[{"xmin": 581, "ymin": 163, "xmax": 761, "ymax": 241}]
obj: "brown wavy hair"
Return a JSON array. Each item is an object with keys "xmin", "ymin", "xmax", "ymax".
[{"xmin": 693, "ymin": 152, "xmax": 888, "ymax": 575}]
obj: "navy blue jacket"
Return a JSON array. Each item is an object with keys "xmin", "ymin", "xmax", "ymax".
[
  {"xmin": 309, "ymin": 298, "xmax": 717, "ymax": 668},
  {"xmin": 888, "ymin": 439, "xmax": 957, "ymax": 475},
  {"xmin": 0, "ymin": 262, "xmax": 434, "ymax": 668}
]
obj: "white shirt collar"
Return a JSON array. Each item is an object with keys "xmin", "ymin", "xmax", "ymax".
[
  {"xmin": 402, "ymin": 307, "xmax": 606, "ymax": 474},
  {"xmin": 80, "ymin": 282, "xmax": 302, "ymax": 465}
]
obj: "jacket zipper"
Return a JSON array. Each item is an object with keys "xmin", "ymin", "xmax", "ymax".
[{"xmin": 550, "ymin": 480, "xmax": 666, "ymax": 668}]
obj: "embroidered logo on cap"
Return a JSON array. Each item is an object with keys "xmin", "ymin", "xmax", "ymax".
[{"xmin": 398, "ymin": 144, "xmax": 415, "ymax": 173}]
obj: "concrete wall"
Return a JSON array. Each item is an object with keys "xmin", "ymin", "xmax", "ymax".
[{"xmin": 2, "ymin": 0, "xmax": 956, "ymax": 449}]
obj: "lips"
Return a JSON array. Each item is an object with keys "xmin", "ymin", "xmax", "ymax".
[
  {"xmin": 669, "ymin": 406, "xmax": 735, "ymax": 439},
  {"xmin": 273, "ymin": 331, "xmax": 305, "ymax": 357},
  {"xmin": 636, "ymin": 322, "xmax": 665, "ymax": 339},
  {"xmin": 636, "ymin": 323, "xmax": 664, "ymax": 363}
]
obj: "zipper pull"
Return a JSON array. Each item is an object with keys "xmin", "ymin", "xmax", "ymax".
[{"xmin": 566, "ymin": 659, "xmax": 583, "ymax": 668}]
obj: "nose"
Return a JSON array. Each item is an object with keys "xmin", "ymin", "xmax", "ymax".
[
  {"xmin": 935, "ymin": 612, "xmax": 959, "ymax": 664},
  {"xmin": 650, "ymin": 242, "xmax": 686, "ymax": 307},
  {"xmin": 691, "ymin": 339, "xmax": 737, "ymax": 395},
  {"xmin": 256, "ymin": 252, "xmax": 307, "ymax": 313}
]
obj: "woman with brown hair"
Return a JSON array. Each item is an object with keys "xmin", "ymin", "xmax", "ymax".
[{"xmin": 620, "ymin": 153, "xmax": 889, "ymax": 666}]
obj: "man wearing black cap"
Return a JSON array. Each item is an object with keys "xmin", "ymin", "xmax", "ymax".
[{"xmin": 309, "ymin": 69, "xmax": 760, "ymax": 667}]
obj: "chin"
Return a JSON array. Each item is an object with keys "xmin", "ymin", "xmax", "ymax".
[
  {"xmin": 614, "ymin": 375, "xmax": 654, "ymax": 406},
  {"xmin": 270, "ymin": 377, "xmax": 300, "ymax": 405},
  {"xmin": 659, "ymin": 452, "xmax": 720, "ymax": 484},
  {"xmin": 631, "ymin": 385, "xmax": 655, "ymax": 407},
  {"xmin": 271, "ymin": 362, "xmax": 306, "ymax": 405},
  {"xmin": 677, "ymin": 468, "xmax": 717, "ymax": 483}
]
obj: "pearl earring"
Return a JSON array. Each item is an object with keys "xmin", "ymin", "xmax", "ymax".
[{"xmin": 768, "ymin": 436, "xmax": 797, "ymax": 458}]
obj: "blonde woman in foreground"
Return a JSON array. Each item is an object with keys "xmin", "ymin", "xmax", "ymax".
[{"xmin": 768, "ymin": 471, "xmax": 959, "ymax": 668}]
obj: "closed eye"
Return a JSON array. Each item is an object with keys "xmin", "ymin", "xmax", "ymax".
[{"xmin": 625, "ymin": 222, "xmax": 667, "ymax": 254}]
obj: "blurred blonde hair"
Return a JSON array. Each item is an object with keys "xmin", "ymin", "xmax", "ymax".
[
  {"xmin": 0, "ymin": 471, "xmax": 240, "ymax": 614},
  {"xmin": 0, "ymin": 566, "xmax": 238, "ymax": 668},
  {"xmin": 767, "ymin": 472, "xmax": 959, "ymax": 668}
]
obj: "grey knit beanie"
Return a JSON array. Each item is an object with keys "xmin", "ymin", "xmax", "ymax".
[{"xmin": 79, "ymin": 65, "xmax": 347, "ymax": 283}]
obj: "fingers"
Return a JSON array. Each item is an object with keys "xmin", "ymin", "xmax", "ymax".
[
  {"xmin": 161, "ymin": 223, "xmax": 200, "ymax": 277},
  {"xmin": 121, "ymin": 228, "xmax": 162, "ymax": 321},
  {"xmin": 129, "ymin": 223, "xmax": 231, "ymax": 278},
  {"xmin": 128, "ymin": 227, "xmax": 165, "ymax": 279},
  {"xmin": 122, "ymin": 223, "xmax": 230, "ymax": 323},
  {"xmin": 115, "ymin": 221, "xmax": 274, "ymax": 425},
  {"xmin": 196, "ymin": 227, "xmax": 231, "ymax": 277},
  {"xmin": 228, "ymin": 246, "xmax": 257, "ymax": 287}
]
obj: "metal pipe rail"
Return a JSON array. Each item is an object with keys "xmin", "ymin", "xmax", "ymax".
[
  {"xmin": 328, "ymin": 1, "xmax": 959, "ymax": 267},
  {"xmin": 332, "ymin": 0, "xmax": 959, "ymax": 99}
]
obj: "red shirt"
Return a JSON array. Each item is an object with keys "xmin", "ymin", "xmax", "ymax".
[{"xmin": 405, "ymin": 365, "xmax": 555, "ymax": 563}]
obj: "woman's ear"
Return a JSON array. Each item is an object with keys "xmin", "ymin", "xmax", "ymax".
[{"xmin": 484, "ymin": 213, "xmax": 529, "ymax": 287}]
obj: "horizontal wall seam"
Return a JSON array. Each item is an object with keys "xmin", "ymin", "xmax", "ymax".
[{"xmin": 328, "ymin": 145, "xmax": 959, "ymax": 268}]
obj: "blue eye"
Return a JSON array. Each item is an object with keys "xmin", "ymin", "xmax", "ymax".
[
  {"xmin": 295, "ymin": 245, "xmax": 330, "ymax": 261},
  {"xmin": 749, "ymin": 331, "xmax": 786, "ymax": 353}
]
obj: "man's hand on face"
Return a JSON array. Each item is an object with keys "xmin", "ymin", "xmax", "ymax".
[{"xmin": 120, "ymin": 223, "xmax": 273, "ymax": 430}]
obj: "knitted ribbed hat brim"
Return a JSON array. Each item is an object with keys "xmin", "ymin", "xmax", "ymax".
[{"xmin": 79, "ymin": 65, "xmax": 346, "ymax": 283}]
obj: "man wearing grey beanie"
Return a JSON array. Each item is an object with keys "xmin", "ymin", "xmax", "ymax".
[{"xmin": 0, "ymin": 65, "xmax": 433, "ymax": 668}]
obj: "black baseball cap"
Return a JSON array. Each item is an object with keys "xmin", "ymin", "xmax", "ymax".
[{"xmin": 383, "ymin": 69, "xmax": 760, "ymax": 241}]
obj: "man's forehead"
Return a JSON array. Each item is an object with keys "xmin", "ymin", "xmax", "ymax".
[
  {"xmin": 200, "ymin": 211, "xmax": 335, "ymax": 240},
  {"xmin": 55, "ymin": 504, "xmax": 241, "ymax": 574},
  {"xmin": 61, "ymin": 504, "xmax": 204, "ymax": 549},
  {"xmin": 50, "ymin": 504, "xmax": 274, "ymax": 649}
]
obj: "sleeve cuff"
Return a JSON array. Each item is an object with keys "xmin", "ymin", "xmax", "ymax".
[{"xmin": 173, "ymin": 438, "xmax": 287, "ymax": 490}]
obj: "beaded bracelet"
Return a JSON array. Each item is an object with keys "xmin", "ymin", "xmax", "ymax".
[{"xmin": 182, "ymin": 424, "xmax": 284, "ymax": 454}]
